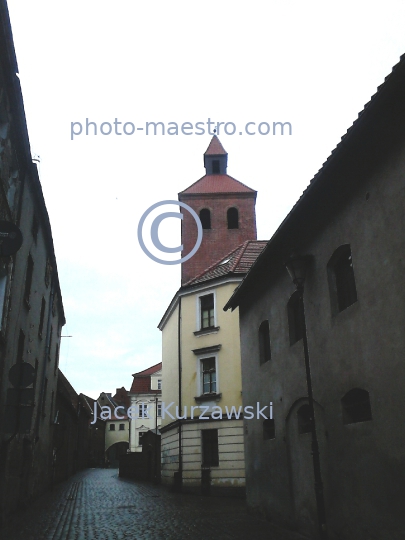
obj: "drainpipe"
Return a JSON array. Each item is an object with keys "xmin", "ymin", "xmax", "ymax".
[{"xmin": 177, "ymin": 297, "xmax": 182, "ymax": 490}]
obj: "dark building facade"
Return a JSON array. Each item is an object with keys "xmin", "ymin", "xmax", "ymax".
[
  {"xmin": 0, "ymin": 1, "xmax": 66, "ymax": 524},
  {"xmin": 52, "ymin": 371, "xmax": 91, "ymax": 484},
  {"xmin": 80, "ymin": 393, "xmax": 106, "ymax": 468},
  {"xmin": 225, "ymin": 55, "xmax": 405, "ymax": 539}
]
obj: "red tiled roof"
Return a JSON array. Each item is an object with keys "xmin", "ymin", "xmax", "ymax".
[
  {"xmin": 204, "ymin": 135, "xmax": 227, "ymax": 155},
  {"xmin": 113, "ymin": 387, "xmax": 131, "ymax": 409},
  {"xmin": 183, "ymin": 240, "xmax": 268, "ymax": 287},
  {"xmin": 179, "ymin": 174, "xmax": 256, "ymax": 195},
  {"xmin": 133, "ymin": 363, "xmax": 162, "ymax": 377},
  {"xmin": 130, "ymin": 362, "xmax": 162, "ymax": 394}
]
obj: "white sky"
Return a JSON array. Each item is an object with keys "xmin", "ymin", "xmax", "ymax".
[{"xmin": 6, "ymin": 0, "xmax": 405, "ymax": 398}]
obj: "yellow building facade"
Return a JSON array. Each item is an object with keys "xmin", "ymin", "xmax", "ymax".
[{"xmin": 159, "ymin": 243, "xmax": 266, "ymax": 495}]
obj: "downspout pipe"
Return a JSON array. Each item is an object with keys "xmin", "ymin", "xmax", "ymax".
[{"xmin": 177, "ymin": 297, "xmax": 182, "ymax": 490}]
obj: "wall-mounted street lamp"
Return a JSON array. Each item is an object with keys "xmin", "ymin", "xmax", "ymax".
[{"xmin": 285, "ymin": 254, "xmax": 328, "ymax": 540}]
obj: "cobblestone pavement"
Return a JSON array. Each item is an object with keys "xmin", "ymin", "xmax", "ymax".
[{"xmin": 2, "ymin": 469, "xmax": 310, "ymax": 540}]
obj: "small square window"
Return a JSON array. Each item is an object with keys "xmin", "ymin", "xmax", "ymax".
[
  {"xmin": 119, "ymin": 423, "xmax": 125, "ymax": 431},
  {"xmin": 109, "ymin": 424, "xmax": 116, "ymax": 431}
]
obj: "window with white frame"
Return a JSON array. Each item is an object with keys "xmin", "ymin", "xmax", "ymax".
[
  {"xmin": 138, "ymin": 432, "xmax": 145, "ymax": 446},
  {"xmin": 138, "ymin": 403, "xmax": 149, "ymax": 418},
  {"xmin": 201, "ymin": 357, "xmax": 216, "ymax": 394},
  {"xmin": 200, "ymin": 293, "xmax": 215, "ymax": 329},
  {"xmin": 157, "ymin": 403, "xmax": 162, "ymax": 417},
  {"xmin": 157, "ymin": 379, "xmax": 162, "ymax": 390}
]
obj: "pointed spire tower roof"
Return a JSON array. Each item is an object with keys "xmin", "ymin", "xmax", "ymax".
[
  {"xmin": 204, "ymin": 135, "xmax": 227, "ymax": 155},
  {"xmin": 179, "ymin": 135, "xmax": 256, "ymax": 196}
]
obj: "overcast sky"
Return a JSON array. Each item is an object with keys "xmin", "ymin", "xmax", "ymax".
[{"xmin": 6, "ymin": 0, "xmax": 405, "ymax": 398}]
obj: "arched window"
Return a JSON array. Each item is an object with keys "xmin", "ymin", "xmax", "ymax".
[
  {"xmin": 327, "ymin": 244, "xmax": 357, "ymax": 314},
  {"xmin": 341, "ymin": 388, "xmax": 372, "ymax": 424},
  {"xmin": 263, "ymin": 419, "xmax": 275, "ymax": 440},
  {"xmin": 297, "ymin": 404, "xmax": 312, "ymax": 434},
  {"xmin": 287, "ymin": 291, "xmax": 304, "ymax": 345},
  {"xmin": 227, "ymin": 207, "xmax": 239, "ymax": 229},
  {"xmin": 258, "ymin": 320, "xmax": 271, "ymax": 364},
  {"xmin": 199, "ymin": 208, "xmax": 211, "ymax": 230}
]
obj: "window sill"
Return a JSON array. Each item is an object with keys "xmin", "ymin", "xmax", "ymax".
[
  {"xmin": 194, "ymin": 393, "xmax": 222, "ymax": 403},
  {"xmin": 194, "ymin": 326, "xmax": 220, "ymax": 337}
]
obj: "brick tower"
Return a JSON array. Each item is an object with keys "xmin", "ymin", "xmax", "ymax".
[{"xmin": 179, "ymin": 136, "xmax": 257, "ymax": 285}]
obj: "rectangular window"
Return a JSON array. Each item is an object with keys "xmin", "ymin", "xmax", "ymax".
[
  {"xmin": 202, "ymin": 429, "xmax": 219, "ymax": 467},
  {"xmin": 38, "ymin": 298, "xmax": 46, "ymax": 338},
  {"xmin": 157, "ymin": 379, "xmax": 162, "ymax": 390},
  {"xmin": 34, "ymin": 359, "xmax": 39, "ymax": 394},
  {"xmin": 119, "ymin": 423, "xmax": 125, "ymax": 431},
  {"xmin": 109, "ymin": 424, "xmax": 116, "ymax": 431},
  {"xmin": 24, "ymin": 255, "xmax": 34, "ymax": 306},
  {"xmin": 212, "ymin": 160, "xmax": 220, "ymax": 174},
  {"xmin": 17, "ymin": 329, "xmax": 25, "ymax": 363},
  {"xmin": 139, "ymin": 432, "xmax": 145, "ymax": 446},
  {"xmin": 138, "ymin": 404, "xmax": 148, "ymax": 418},
  {"xmin": 200, "ymin": 294, "xmax": 215, "ymax": 329},
  {"xmin": 54, "ymin": 343, "xmax": 59, "ymax": 375},
  {"xmin": 0, "ymin": 262, "xmax": 8, "ymax": 329},
  {"xmin": 157, "ymin": 403, "xmax": 162, "ymax": 417},
  {"xmin": 50, "ymin": 391, "xmax": 54, "ymax": 424},
  {"xmin": 42, "ymin": 378, "xmax": 48, "ymax": 417},
  {"xmin": 202, "ymin": 357, "xmax": 216, "ymax": 394},
  {"xmin": 48, "ymin": 326, "xmax": 53, "ymax": 362},
  {"xmin": 263, "ymin": 419, "xmax": 276, "ymax": 440}
]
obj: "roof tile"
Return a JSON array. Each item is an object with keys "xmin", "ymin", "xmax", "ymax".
[
  {"xmin": 204, "ymin": 135, "xmax": 227, "ymax": 155},
  {"xmin": 183, "ymin": 240, "xmax": 267, "ymax": 286},
  {"xmin": 179, "ymin": 174, "xmax": 256, "ymax": 195}
]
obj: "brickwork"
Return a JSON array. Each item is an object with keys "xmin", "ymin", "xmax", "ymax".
[{"xmin": 180, "ymin": 193, "xmax": 257, "ymax": 285}]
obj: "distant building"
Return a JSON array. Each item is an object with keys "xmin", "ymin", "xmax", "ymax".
[
  {"xmin": 128, "ymin": 363, "xmax": 162, "ymax": 453},
  {"xmin": 224, "ymin": 54, "xmax": 405, "ymax": 539},
  {"xmin": 0, "ymin": 1, "xmax": 65, "ymax": 524},
  {"xmin": 52, "ymin": 371, "xmax": 91, "ymax": 483},
  {"xmin": 159, "ymin": 136, "xmax": 266, "ymax": 495},
  {"xmin": 97, "ymin": 391, "xmax": 130, "ymax": 468},
  {"xmin": 80, "ymin": 393, "xmax": 106, "ymax": 468}
]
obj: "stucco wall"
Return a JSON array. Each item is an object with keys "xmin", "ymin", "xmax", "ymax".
[
  {"xmin": 239, "ymin": 141, "xmax": 405, "ymax": 538},
  {"xmin": 160, "ymin": 281, "xmax": 246, "ymax": 491}
]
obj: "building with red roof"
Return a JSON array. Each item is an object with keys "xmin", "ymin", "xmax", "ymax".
[
  {"xmin": 159, "ymin": 136, "xmax": 267, "ymax": 495},
  {"xmin": 179, "ymin": 135, "xmax": 257, "ymax": 285},
  {"xmin": 128, "ymin": 363, "xmax": 162, "ymax": 453}
]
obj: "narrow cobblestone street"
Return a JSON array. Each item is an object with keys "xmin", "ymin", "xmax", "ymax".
[{"xmin": 2, "ymin": 469, "xmax": 310, "ymax": 540}]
